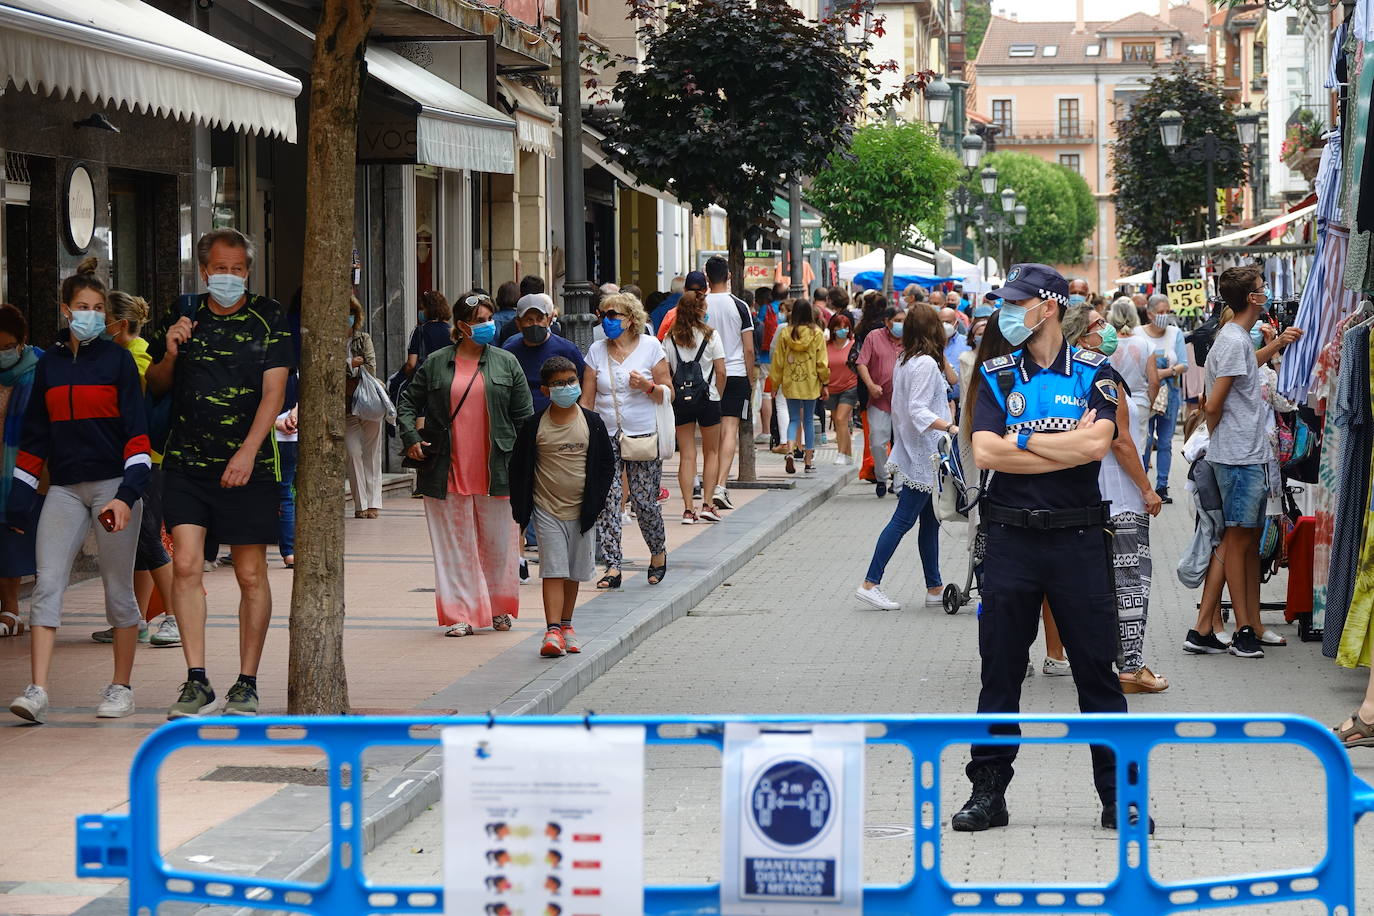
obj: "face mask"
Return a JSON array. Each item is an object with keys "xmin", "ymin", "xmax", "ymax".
[
  {"xmin": 1152, "ymin": 313, "xmax": 1172, "ymax": 329},
  {"xmin": 1067, "ymin": 294, "xmax": 1087, "ymax": 306},
  {"xmin": 0, "ymin": 347, "xmax": 21, "ymax": 369},
  {"xmin": 835, "ymin": 328, "xmax": 849, "ymax": 340},
  {"xmin": 890, "ymin": 322, "xmax": 904, "ymax": 339},
  {"xmin": 1097, "ymin": 324, "xmax": 1119, "ymax": 356},
  {"xmin": 68, "ymin": 310, "xmax": 107, "ymax": 342},
  {"xmin": 1251, "ymin": 325, "xmax": 1265, "ymax": 349},
  {"xmin": 467, "ymin": 320, "xmax": 497, "ymax": 346},
  {"xmin": 418, "ymin": 310, "xmax": 426, "ymax": 322},
  {"xmin": 942, "ymin": 322, "xmax": 956, "ymax": 339},
  {"xmin": 601, "ymin": 316, "xmax": 624, "ymax": 340},
  {"xmin": 522, "ymin": 324, "xmax": 550, "ymax": 345},
  {"xmin": 549, "ymin": 383, "xmax": 581, "ymax": 408},
  {"xmin": 206, "ymin": 272, "xmax": 247, "ymax": 308},
  {"xmin": 998, "ymin": 300, "xmax": 1047, "ymax": 347},
  {"xmin": 348, "ymin": 315, "xmax": 356, "ymax": 328},
  {"xmin": 973, "ymin": 335, "xmax": 983, "ymax": 349}
]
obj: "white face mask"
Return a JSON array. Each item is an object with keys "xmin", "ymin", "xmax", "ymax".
[{"xmin": 942, "ymin": 322, "xmax": 956, "ymax": 339}]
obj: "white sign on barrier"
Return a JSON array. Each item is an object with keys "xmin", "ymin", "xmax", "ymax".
[
  {"xmin": 721, "ymin": 723, "xmax": 864, "ymax": 915},
  {"xmin": 442, "ymin": 725, "xmax": 645, "ymax": 916}
]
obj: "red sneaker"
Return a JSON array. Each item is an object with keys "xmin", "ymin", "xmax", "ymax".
[
  {"xmin": 540, "ymin": 628, "xmax": 565, "ymax": 657},
  {"xmin": 561, "ymin": 624, "xmax": 581, "ymax": 654}
]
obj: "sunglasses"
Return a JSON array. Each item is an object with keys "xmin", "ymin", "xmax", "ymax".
[
  {"xmin": 464, "ymin": 295, "xmax": 492, "ymax": 307},
  {"xmin": 601, "ymin": 309, "xmax": 624, "ymax": 319}
]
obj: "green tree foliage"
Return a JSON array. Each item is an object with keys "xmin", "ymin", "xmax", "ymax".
[
  {"xmin": 1111, "ymin": 60, "xmax": 1246, "ymax": 270},
  {"xmin": 808, "ymin": 121, "xmax": 961, "ymax": 295},
  {"xmin": 965, "ymin": 0, "xmax": 992, "ymax": 60},
  {"xmin": 978, "ymin": 152, "xmax": 1096, "ymax": 266}
]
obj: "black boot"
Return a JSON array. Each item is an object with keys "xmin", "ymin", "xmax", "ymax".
[
  {"xmin": 1100, "ymin": 801, "xmax": 1156, "ymax": 834},
  {"xmin": 1155, "ymin": 485, "xmax": 1172, "ymax": 505},
  {"xmin": 951, "ymin": 767, "xmax": 1009, "ymax": 832}
]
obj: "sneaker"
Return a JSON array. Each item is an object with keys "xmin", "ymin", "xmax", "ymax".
[
  {"xmin": 1257, "ymin": 628, "xmax": 1288, "ymax": 646},
  {"xmin": 1024, "ymin": 662, "xmax": 1035, "ymax": 680},
  {"xmin": 1042, "ymin": 656, "xmax": 1072, "ymax": 676},
  {"xmin": 203, "ymin": 559, "xmax": 220, "ymax": 572},
  {"xmin": 223, "ymin": 680, "xmax": 259, "ymax": 717},
  {"xmin": 681, "ymin": 509, "xmax": 698, "ymax": 525},
  {"xmin": 657, "ymin": 487, "xmax": 670, "ymax": 502},
  {"xmin": 1228, "ymin": 626, "xmax": 1265, "ymax": 659},
  {"xmin": 561, "ymin": 624, "xmax": 580, "ymax": 654},
  {"xmin": 924, "ymin": 592, "xmax": 945, "ymax": 607},
  {"xmin": 492, "ymin": 614, "xmax": 515, "ymax": 631},
  {"xmin": 621, "ymin": 509, "xmax": 634, "ymax": 524},
  {"xmin": 693, "ymin": 476, "xmax": 702, "ymax": 498},
  {"xmin": 9, "ymin": 684, "xmax": 48, "ymax": 724},
  {"xmin": 167, "ymin": 680, "xmax": 216, "ymax": 720},
  {"xmin": 697, "ymin": 506, "xmax": 722, "ymax": 522},
  {"xmin": 1155, "ymin": 486, "xmax": 1173, "ymax": 505},
  {"xmin": 540, "ymin": 628, "xmax": 566, "ymax": 658},
  {"xmin": 832, "ymin": 455, "xmax": 849, "ymax": 466},
  {"xmin": 855, "ymin": 584, "xmax": 900, "ymax": 611},
  {"xmin": 96, "ymin": 684, "xmax": 135, "ymax": 718},
  {"xmin": 713, "ymin": 486, "xmax": 735, "ymax": 510},
  {"xmin": 876, "ymin": 482, "xmax": 887, "ymax": 498},
  {"xmin": 150, "ymin": 616, "xmax": 181, "ymax": 648},
  {"xmin": 1183, "ymin": 629, "xmax": 1228, "ymax": 655},
  {"xmin": 92, "ymin": 624, "xmax": 150, "ymax": 644}
]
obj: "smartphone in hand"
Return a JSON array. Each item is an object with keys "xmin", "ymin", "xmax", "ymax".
[{"xmin": 98, "ymin": 509, "xmax": 116, "ymax": 533}]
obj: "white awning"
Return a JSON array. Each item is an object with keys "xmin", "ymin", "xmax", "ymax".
[
  {"xmin": 498, "ymin": 77, "xmax": 555, "ymax": 158},
  {"xmin": 366, "ymin": 47, "xmax": 515, "ymax": 174},
  {"xmin": 0, "ymin": 0, "xmax": 301, "ymax": 141},
  {"xmin": 1158, "ymin": 203, "xmax": 1317, "ymax": 253}
]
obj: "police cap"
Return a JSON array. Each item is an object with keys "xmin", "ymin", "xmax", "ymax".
[{"xmin": 988, "ymin": 263, "xmax": 1069, "ymax": 306}]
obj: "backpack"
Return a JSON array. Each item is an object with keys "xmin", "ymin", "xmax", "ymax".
[
  {"xmin": 756, "ymin": 301, "xmax": 779, "ymax": 353},
  {"xmin": 670, "ymin": 336, "xmax": 711, "ymax": 406}
]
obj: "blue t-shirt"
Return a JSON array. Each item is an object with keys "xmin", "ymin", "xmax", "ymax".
[
  {"xmin": 650, "ymin": 292, "xmax": 681, "ymax": 334},
  {"xmin": 407, "ymin": 320, "xmax": 453, "ymax": 361},
  {"xmin": 503, "ymin": 333, "xmax": 586, "ymax": 412}
]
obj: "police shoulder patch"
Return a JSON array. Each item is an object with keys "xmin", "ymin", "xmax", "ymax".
[
  {"xmin": 1094, "ymin": 378, "xmax": 1120, "ymax": 405},
  {"xmin": 982, "ymin": 354, "xmax": 1015, "ymax": 372},
  {"xmin": 1006, "ymin": 391, "xmax": 1027, "ymax": 417},
  {"xmin": 1072, "ymin": 349, "xmax": 1107, "ymax": 368}
]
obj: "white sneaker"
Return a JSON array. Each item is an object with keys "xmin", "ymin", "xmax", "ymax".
[
  {"xmin": 855, "ymin": 585, "xmax": 900, "ymax": 611},
  {"xmin": 96, "ymin": 684, "xmax": 135, "ymax": 718},
  {"xmin": 833, "ymin": 455, "xmax": 848, "ymax": 466},
  {"xmin": 925, "ymin": 591, "xmax": 945, "ymax": 607},
  {"xmin": 150, "ymin": 615, "xmax": 181, "ymax": 648},
  {"xmin": 712, "ymin": 486, "xmax": 736, "ymax": 510},
  {"xmin": 1042, "ymin": 656, "xmax": 1072, "ymax": 676},
  {"xmin": 9, "ymin": 684, "xmax": 48, "ymax": 724}
]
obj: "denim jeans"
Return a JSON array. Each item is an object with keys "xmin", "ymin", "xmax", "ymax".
[
  {"xmin": 1145, "ymin": 383, "xmax": 1179, "ymax": 488},
  {"xmin": 278, "ymin": 440, "xmax": 298, "ymax": 558},
  {"xmin": 786, "ymin": 397, "xmax": 816, "ymax": 450},
  {"xmin": 864, "ymin": 484, "xmax": 942, "ymax": 588}
]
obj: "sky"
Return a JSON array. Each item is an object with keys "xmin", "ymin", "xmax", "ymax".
[{"xmin": 992, "ymin": 0, "xmax": 1170, "ymax": 21}]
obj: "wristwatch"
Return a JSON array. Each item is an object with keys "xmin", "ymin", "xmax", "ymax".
[{"xmin": 1016, "ymin": 428, "xmax": 1033, "ymax": 451}]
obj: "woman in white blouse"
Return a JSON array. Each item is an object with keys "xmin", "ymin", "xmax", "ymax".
[
  {"xmin": 855, "ymin": 305, "xmax": 955, "ymax": 611},
  {"xmin": 581, "ymin": 293, "xmax": 673, "ymax": 589}
]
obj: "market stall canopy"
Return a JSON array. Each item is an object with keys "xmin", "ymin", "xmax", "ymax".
[
  {"xmin": 838, "ymin": 247, "xmax": 993, "ymax": 293},
  {"xmin": 0, "ymin": 0, "xmax": 301, "ymax": 141},
  {"xmin": 1158, "ymin": 203, "xmax": 1317, "ymax": 254},
  {"xmin": 1116, "ymin": 269, "xmax": 1153, "ymax": 287}
]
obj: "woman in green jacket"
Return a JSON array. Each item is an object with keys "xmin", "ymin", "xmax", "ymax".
[{"xmin": 397, "ymin": 291, "xmax": 533, "ymax": 637}]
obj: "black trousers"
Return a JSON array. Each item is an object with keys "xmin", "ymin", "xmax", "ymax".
[{"xmin": 967, "ymin": 522, "xmax": 1127, "ymax": 802}]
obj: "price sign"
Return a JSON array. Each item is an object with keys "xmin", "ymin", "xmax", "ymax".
[{"xmin": 1168, "ymin": 279, "xmax": 1206, "ymax": 318}]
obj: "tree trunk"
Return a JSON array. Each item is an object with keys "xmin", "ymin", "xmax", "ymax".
[
  {"xmin": 288, "ymin": 0, "xmax": 376, "ymax": 715},
  {"xmin": 726, "ymin": 213, "xmax": 756, "ymax": 482},
  {"xmin": 883, "ymin": 247, "xmax": 896, "ymax": 301}
]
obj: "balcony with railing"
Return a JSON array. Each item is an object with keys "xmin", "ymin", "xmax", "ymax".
[{"xmin": 990, "ymin": 120, "xmax": 1096, "ymax": 144}]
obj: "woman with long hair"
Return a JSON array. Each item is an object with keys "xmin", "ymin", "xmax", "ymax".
[
  {"xmin": 664, "ymin": 278, "xmax": 725, "ymax": 524},
  {"xmin": 855, "ymin": 304, "xmax": 952, "ymax": 611},
  {"xmin": 769, "ymin": 299, "xmax": 829, "ymax": 474},
  {"xmin": 345, "ymin": 296, "xmax": 383, "ymax": 519},
  {"xmin": 824, "ymin": 312, "xmax": 859, "ymax": 465},
  {"xmin": 397, "ymin": 290, "xmax": 533, "ymax": 636}
]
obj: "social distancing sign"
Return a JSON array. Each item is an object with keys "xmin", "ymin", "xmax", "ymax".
[{"xmin": 721, "ymin": 723, "xmax": 864, "ymax": 915}]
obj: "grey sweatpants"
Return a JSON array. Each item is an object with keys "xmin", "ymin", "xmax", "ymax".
[{"xmin": 30, "ymin": 478, "xmax": 143, "ymax": 629}]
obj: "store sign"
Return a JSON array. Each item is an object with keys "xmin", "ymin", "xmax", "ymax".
[
  {"xmin": 442, "ymin": 724, "xmax": 645, "ymax": 916},
  {"xmin": 358, "ymin": 117, "xmax": 418, "ymax": 163},
  {"xmin": 743, "ymin": 251, "xmax": 780, "ymax": 285},
  {"xmin": 64, "ymin": 163, "xmax": 95, "ymax": 254},
  {"xmin": 1167, "ymin": 278, "xmax": 1207, "ymax": 318},
  {"xmin": 721, "ymin": 723, "xmax": 864, "ymax": 915}
]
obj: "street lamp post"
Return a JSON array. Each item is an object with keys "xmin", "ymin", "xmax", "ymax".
[
  {"xmin": 1157, "ymin": 106, "xmax": 1261, "ymax": 241},
  {"xmin": 557, "ymin": 0, "xmax": 596, "ymax": 350}
]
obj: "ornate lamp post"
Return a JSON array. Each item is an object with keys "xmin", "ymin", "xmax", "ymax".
[{"xmin": 1157, "ymin": 106, "xmax": 1261, "ymax": 240}]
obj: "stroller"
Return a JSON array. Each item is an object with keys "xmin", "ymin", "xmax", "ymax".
[{"xmin": 933, "ymin": 433, "xmax": 987, "ymax": 615}]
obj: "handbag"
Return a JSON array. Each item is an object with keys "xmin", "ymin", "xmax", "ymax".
[
  {"xmin": 1149, "ymin": 381, "xmax": 1171, "ymax": 416},
  {"xmin": 402, "ymin": 364, "xmax": 480, "ymax": 471},
  {"xmin": 609, "ymin": 368, "xmax": 659, "ymax": 462}
]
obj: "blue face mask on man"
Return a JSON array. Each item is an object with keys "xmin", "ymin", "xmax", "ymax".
[
  {"xmin": 206, "ymin": 272, "xmax": 247, "ymax": 308},
  {"xmin": 1067, "ymin": 294, "xmax": 1087, "ymax": 306}
]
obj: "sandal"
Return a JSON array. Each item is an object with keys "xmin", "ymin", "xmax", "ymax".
[
  {"xmin": 492, "ymin": 614, "xmax": 514, "ymax": 631},
  {"xmin": 785, "ymin": 454, "xmax": 796, "ymax": 474},
  {"xmin": 1119, "ymin": 666, "xmax": 1169, "ymax": 694},
  {"xmin": 445, "ymin": 623, "xmax": 474, "ymax": 637},
  {"xmin": 647, "ymin": 558, "xmax": 668, "ymax": 586},
  {"xmin": 0, "ymin": 611, "xmax": 24, "ymax": 638},
  {"xmin": 596, "ymin": 571, "xmax": 622, "ymax": 590},
  {"xmin": 1334, "ymin": 709, "xmax": 1374, "ymax": 749}
]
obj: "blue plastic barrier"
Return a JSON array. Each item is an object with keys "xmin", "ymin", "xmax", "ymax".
[{"xmin": 77, "ymin": 713, "xmax": 1374, "ymax": 914}]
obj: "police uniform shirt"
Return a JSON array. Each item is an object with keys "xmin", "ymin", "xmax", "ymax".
[{"xmin": 971, "ymin": 337, "xmax": 1119, "ymax": 512}]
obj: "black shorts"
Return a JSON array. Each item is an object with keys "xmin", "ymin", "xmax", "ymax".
[
  {"xmin": 719, "ymin": 375, "xmax": 751, "ymax": 419},
  {"xmin": 673, "ymin": 396, "xmax": 721, "ymax": 428},
  {"xmin": 134, "ymin": 467, "xmax": 170, "ymax": 571},
  {"xmin": 163, "ymin": 468, "xmax": 280, "ymax": 546}
]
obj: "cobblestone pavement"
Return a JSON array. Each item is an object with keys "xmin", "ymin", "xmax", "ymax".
[{"xmin": 369, "ymin": 452, "xmax": 1374, "ymax": 913}]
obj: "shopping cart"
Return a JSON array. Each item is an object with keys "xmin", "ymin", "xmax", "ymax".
[{"xmin": 934, "ymin": 433, "xmax": 986, "ymax": 615}]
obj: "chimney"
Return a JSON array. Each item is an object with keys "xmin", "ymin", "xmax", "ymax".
[
  {"xmin": 1160, "ymin": 0, "xmax": 1170, "ymax": 19},
  {"xmin": 1075, "ymin": 0, "xmax": 1085, "ymax": 33}
]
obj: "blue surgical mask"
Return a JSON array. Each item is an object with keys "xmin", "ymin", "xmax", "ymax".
[
  {"xmin": 835, "ymin": 328, "xmax": 849, "ymax": 340},
  {"xmin": 601, "ymin": 316, "xmax": 624, "ymax": 340},
  {"xmin": 549, "ymin": 383, "xmax": 581, "ymax": 408},
  {"xmin": 890, "ymin": 322, "xmax": 904, "ymax": 339},
  {"xmin": 1067, "ymin": 294, "xmax": 1087, "ymax": 306},
  {"xmin": 998, "ymin": 300, "xmax": 1047, "ymax": 347},
  {"xmin": 206, "ymin": 272, "xmax": 247, "ymax": 308},
  {"xmin": 68, "ymin": 310, "xmax": 107, "ymax": 342},
  {"xmin": 1251, "ymin": 325, "xmax": 1265, "ymax": 349},
  {"xmin": 468, "ymin": 320, "xmax": 497, "ymax": 346},
  {"xmin": 0, "ymin": 347, "xmax": 21, "ymax": 369},
  {"xmin": 348, "ymin": 315, "xmax": 356, "ymax": 328}
]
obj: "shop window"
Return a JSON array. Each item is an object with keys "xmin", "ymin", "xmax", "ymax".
[
  {"xmin": 210, "ymin": 129, "xmax": 245, "ymax": 230},
  {"xmin": 416, "ymin": 166, "xmax": 439, "ymax": 303}
]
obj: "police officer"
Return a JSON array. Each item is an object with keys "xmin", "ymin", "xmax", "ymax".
[{"xmin": 952, "ymin": 263, "xmax": 1135, "ymax": 834}]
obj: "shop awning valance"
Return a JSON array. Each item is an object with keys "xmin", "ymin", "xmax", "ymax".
[
  {"xmin": 0, "ymin": 0, "xmax": 301, "ymax": 141},
  {"xmin": 498, "ymin": 77, "xmax": 555, "ymax": 158},
  {"xmin": 366, "ymin": 47, "xmax": 515, "ymax": 175}
]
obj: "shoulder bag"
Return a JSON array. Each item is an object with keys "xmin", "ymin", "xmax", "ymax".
[
  {"xmin": 609, "ymin": 365, "xmax": 659, "ymax": 462},
  {"xmin": 402, "ymin": 363, "xmax": 481, "ymax": 471}
]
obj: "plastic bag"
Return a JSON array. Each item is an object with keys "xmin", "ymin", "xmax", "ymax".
[{"xmin": 352, "ymin": 369, "xmax": 396, "ymax": 424}]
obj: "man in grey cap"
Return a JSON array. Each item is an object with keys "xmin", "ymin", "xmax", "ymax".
[{"xmin": 503, "ymin": 293, "xmax": 585, "ymax": 412}]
